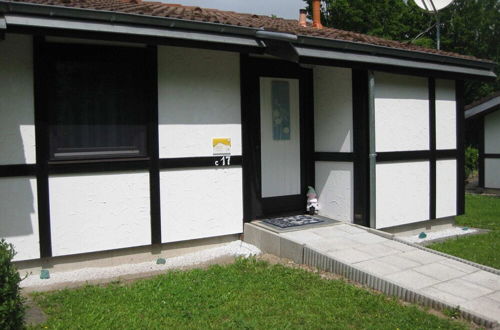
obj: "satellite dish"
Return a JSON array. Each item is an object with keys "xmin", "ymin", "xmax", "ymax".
[
  {"xmin": 413, "ymin": 0, "xmax": 454, "ymax": 12},
  {"xmin": 412, "ymin": 0, "xmax": 454, "ymax": 50}
]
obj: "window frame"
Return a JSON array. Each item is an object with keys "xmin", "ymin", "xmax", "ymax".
[{"xmin": 40, "ymin": 41, "xmax": 155, "ymax": 162}]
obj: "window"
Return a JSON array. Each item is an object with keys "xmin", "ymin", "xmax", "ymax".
[{"xmin": 44, "ymin": 43, "xmax": 152, "ymax": 160}]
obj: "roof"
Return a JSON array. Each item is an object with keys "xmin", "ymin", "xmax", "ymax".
[
  {"xmin": 465, "ymin": 91, "xmax": 500, "ymax": 119},
  {"xmin": 0, "ymin": 0, "xmax": 497, "ymax": 78},
  {"xmin": 3, "ymin": 0, "xmax": 490, "ymax": 62}
]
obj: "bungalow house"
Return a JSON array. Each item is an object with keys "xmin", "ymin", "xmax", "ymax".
[
  {"xmin": 0, "ymin": 0, "xmax": 496, "ymax": 264},
  {"xmin": 465, "ymin": 92, "xmax": 500, "ymax": 191}
]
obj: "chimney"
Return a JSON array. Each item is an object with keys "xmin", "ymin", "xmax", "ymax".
[
  {"xmin": 312, "ymin": 0, "xmax": 323, "ymax": 29},
  {"xmin": 299, "ymin": 9, "xmax": 307, "ymax": 27}
]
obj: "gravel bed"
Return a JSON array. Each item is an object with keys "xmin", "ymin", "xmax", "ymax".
[
  {"xmin": 397, "ymin": 226, "xmax": 478, "ymax": 244},
  {"xmin": 21, "ymin": 240, "xmax": 261, "ymax": 289}
]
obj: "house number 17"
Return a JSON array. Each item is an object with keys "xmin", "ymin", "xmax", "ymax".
[{"xmin": 215, "ymin": 156, "xmax": 231, "ymax": 166}]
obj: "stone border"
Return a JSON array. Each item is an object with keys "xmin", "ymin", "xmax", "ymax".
[{"xmin": 302, "ymin": 247, "xmax": 498, "ymax": 328}]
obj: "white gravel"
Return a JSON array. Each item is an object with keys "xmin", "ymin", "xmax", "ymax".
[
  {"xmin": 398, "ymin": 226, "xmax": 477, "ymax": 244},
  {"xmin": 21, "ymin": 240, "xmax": 261, "ymax": 289}
]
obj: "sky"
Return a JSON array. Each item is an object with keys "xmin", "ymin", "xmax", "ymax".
[{"xmin": 170, "ymin": 0, "xmax": 306, "ymax": 19}]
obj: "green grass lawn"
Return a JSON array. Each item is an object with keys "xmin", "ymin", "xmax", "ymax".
[
  {"xmin": 428, "ymin": 193, "xmax": 500, "ymax": 269},
  {"xmin": 30, "ymin": 258, "xmax": 468, "ymax": 329}
]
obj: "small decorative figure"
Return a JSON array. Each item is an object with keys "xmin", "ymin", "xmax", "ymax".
[{"xmin": 306, "ymin": 186, "xmax": 319, "ymax": 215}]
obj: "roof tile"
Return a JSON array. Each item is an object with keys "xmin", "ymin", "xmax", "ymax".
[{"xmin": 6, "ymin": 0, "xmax": 491, "ymax": 62}]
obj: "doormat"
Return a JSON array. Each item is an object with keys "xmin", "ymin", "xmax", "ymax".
[{"xmin": 262, "ymin": 215, "xmax": 324, "ymax": 229}]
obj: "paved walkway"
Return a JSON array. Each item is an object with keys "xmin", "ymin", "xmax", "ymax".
[{"xmin": 244, "ymin": 222, "xmax": 500, "ymax": 327}]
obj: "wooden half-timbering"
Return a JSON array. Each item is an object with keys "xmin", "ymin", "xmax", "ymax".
[{"xmin": 0, "ymin": 30, "xmax": 471, "ymax": 262}]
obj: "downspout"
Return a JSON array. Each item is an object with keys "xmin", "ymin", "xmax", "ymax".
[{"xmin": 368, "ymin": 71, "xmax": 376, "ymax": 228}]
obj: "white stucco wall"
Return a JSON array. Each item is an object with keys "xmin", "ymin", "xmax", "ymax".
[
  {"xmin": 314, "ymin": 66, "xmax": 353, "ymax": 152},
  {"xmin": 0, "ymin": 34, "xmax": 36, "ymax": 165},
  {"xmin": 49, "ymin": 172, "xmax": 151, "ymax": 256},
  {"xmin": 376, "ymin": 161, "xmax": 430, "ymax": 229},
  {"xmin": 315, "ymin": 162, "xmax": 353, "ymax": 222},
  {"xmin": 158, "ymin": 46, "xmax": 241, "ymax": 158},
  {"xmin": 436, "ymin": 159, "xmax": 457, "ymax": 218},
  {"xmin": 160, "ymin": 167, "xmax": 243, "ymax": 243},
  {"xmin": 435, "ymin": 79, "xmax": 456, "ymax": 150},
  {"xmin": 374, "ymin": 72, "xmax": 429, "ymax": 152},
  {"xmin": 485, "ymin": 159, "xmax": 500, "ymax": 189},
  {"xmin": 485, "ymin": 110, "xmax": 500, "ymax": 154},
  {"xmin": 0, "ymin": 177, "xmax": 39, "ymax": 261}
]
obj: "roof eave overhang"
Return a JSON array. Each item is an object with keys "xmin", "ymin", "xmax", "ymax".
[
  {"xmin": 465, "ymin": 96, "xmax": 500, "ymax": 119},
  {"xmin": 0, "ymin": 1, "xmax": 496, "ymax": 80}
]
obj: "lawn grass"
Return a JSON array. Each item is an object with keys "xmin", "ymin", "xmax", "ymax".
[
  {"xmin": 428, "ymin": 193, "xmax": 500, "ymax": 269},
  {"xmin": 30, "ymin": 258, "xmax": 467, "ymax": 329}
]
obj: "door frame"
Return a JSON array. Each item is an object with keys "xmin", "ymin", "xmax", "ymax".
[{"xmin": 240, "ymin": 55, "xmax": 315, "ymax": 221}]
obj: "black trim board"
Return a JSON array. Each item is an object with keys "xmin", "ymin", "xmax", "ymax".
[
  {"xmin": 429, "ymin": 78, "xmax": 436, "ymax": 220},
  {"xmin": 33, "ymin": 35, "xmax": 52, "ymax": 258},
  {"xmin": 456, "ymin": 80, "xmax": 465, "ymax": 215},
  {"xmin": 0, "ymin": 164, "xmax": 36, "ymax": 177},
  {"xmin": 315, "ymin": 152, "xmax": 354, "ymax": 162},
  {"xmin": 147, "ymin": 45, "xmax": 161, "ymax": 245},
  {"xmin": 484, "ymin": 154, "xmax": 500, "ymax": 159},
  {"xmin": 159, "ymin": 156, "xmax": 242, "ymax": 169},
  {"xmin": 376, "ymin": 150, "xmax": 457, "ymax": 162},
  {"xmin": 352, "ymin": 69, "xmax": 370, "ymax": 227}
]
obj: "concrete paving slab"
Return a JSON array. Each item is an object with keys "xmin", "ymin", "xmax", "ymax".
[
  {"xmin": 487, "ymin": 291, "xmax": 500, "ymax": 303},
  {"xmin": 355, "ymin": 243, "xmax": 400, "ymax": 258},
  {"xmin": 399, "ymin": 249, "xmax": 446, "ymax": 265},
  {"xmin": 334, "ymin": 224, "xmax": 366, "ymax": 234},
  {"xmin": 353, "ymin": 259, "xmax": 403, "ymax": 276},
  {"xmin": 385, "ymin": 269, "xmax": 441, "ymax": 290},
  {"xmin": 348, "ymin": 232, "xmax": 388, "ymax": 244},
  {"xmin": 281, "ymin": 229, "xmax": 323, "ymax": 244},
  {"xmin": 438, "ymin": 258, "xmax": 480, "ymax": 275},
  {"xmin": 381, "ymin": 240, "xmax": 418, "ymax": 252},
  {"xmin": 419, "ymin": 287, "xmax": 467, "ymax": 307},
  {"xmin": 431, "ymin": 278, "xmax": 493, "ymax": 300},
  {"xmin": 309, "ymin": 236, "xmax": 362, "ymax": 251},
  {"xmin": 325, "ymin": 248, "xmax": 374, "ymax": 265},
  {"xmin": 459, "ymin": 296, "xmax": 500, "ymax": 324},
  {"xmin": 378, "ymin": 254, "xmax": 421, "ymax": 270},
  {"xmin": 413, "ymin": 263, "xmax": 467, "ymax": 281},
  {"xmin": 461, "ymin": 271, "xmax": 500, "ymax": 291},
  {"xmin": 310, "ymin": 226, "xmax": 350, "ymax": 239}
]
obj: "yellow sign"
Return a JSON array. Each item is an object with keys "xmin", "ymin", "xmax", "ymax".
[{"xmin": 213, "ymin": 138, "xmax": 231, "ymax": 155}]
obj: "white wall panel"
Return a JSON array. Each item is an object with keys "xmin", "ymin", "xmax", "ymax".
[
  {"xmin": 315, "ymin": 162, "xmax": 353, "ymax": 222},
  {"xmin": 376, "ymin": 161, "xmax": 430, "ymax": 229},
  {"xmin": 375, "ymin": 72, "xmax": 429, "ymax": 152},
  {"xmin": 436, "ymin": 159, "xmax": 457, "ymax": 218},
  {"xmin": 0, "ymin": 177, "xmax": 39, "ymax": 261},
  {"xmin": 0, "ymin": 34, "xmax": 36, "ymax": 165},
  {"xmin": 485, "ymin": 159, "xmax": 500, "ymax": 189},
  {"xmin": 158, "ymin": 46, "xmax": 241, "ymax": 158},
  {"xmin": 49, "ymin": 172, "xmax": 151, "ymax": 256},
  {"xmin": 160, "ymin": 167, "xmax": 243, "ymax": 243},
  {"xmin": 485, "ymin": 111, "xmax": 500, "ymax": 154},
  {"xmin": 435, "ymin": 79, "xmax": 456, "ymax": 150},
  {"xmin": 314, "ymin": 66, "xmax": 353, "ymax": 152}
]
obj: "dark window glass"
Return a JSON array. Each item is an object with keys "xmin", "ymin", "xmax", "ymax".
[{"xmin": 46, "ymin": 43, "xmax": 150, "ymax": 160}]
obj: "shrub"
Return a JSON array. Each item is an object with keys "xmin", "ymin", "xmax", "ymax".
[
  {"xmin": 0, "ymin": 239, "xmax": 25, "ymax": 330},
  {"xmin": 465, "ymin": 146, "xmax": 479, "ymax": 180}
]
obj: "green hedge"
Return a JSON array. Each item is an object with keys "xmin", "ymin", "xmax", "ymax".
[
  {"xmin": 0, "ymin": 239, "xmax": 25, "ymax": 330},
  {"xmin": 465, "ymin": 146, "xmax": 479, "ymax": 181}
]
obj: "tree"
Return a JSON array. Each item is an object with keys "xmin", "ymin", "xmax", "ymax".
[{"xmin": 305, "ymin": 0, "xmax": 500, "ymax": 104}]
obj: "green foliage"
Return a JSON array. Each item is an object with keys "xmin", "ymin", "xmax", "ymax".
[
  {"xmin": 32, "ymin": 258, "xmax": 467, "ymax": 329},
  {"xmin": 429, "ymin": 194, "xmax": 500, "ymax": 269},
  {"xmin": 307, "ymin": 0, "xmax": 500, "ymax": 104},
  {"xmin": 0, "ymin": 239, "xmax": 25, "ymax": 330},
  {"xmin": 465, "ymin": 146, "xmax": 479, "ymax": 180}
]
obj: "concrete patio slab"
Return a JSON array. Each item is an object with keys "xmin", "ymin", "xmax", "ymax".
[{"xmin": 244, "ymin": 221, "xmax": 500, "ymax": 328}]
